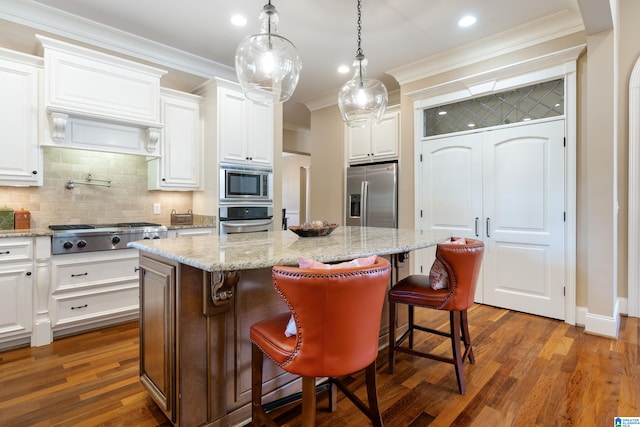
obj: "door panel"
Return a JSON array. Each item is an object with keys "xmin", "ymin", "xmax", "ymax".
[
  {"xmin": 419, "ymin": 119, "xmax": 565, "ymax": 320},
  {"xmin": 422, "ymin": 133, "xmax": 483, "ymax": 238},
  {"xmin": 420, "ymin": 133, "xmax": 483, "ymax": 299},
  {"xmin": 483, "ymin": 120, "xmax": 565, "ymax": 319}
]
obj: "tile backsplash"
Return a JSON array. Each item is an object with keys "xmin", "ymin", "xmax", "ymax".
[{"xmin": 0, "ymin": 147, "xmax": 194, "ymax": 228}]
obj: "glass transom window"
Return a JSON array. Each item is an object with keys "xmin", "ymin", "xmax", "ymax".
[{"xmin": 424, "ymin": 79, "xmax": 564, "ymax": 137}]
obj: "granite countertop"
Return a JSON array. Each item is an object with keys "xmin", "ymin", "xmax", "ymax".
[
  {"xmin": 0, "ymin": 214, "xmax": 216, "ymax": 238},
  {"xmin": 167, "ymin": 223, "xmax": 216, "ymax": 230},
  {"xmin": 128, "ymin": 226, "xmax": 451, "ymax": 272},
  {"xmin": 0, "ymin": 227, "xmax": 53, "ymax": 238}
]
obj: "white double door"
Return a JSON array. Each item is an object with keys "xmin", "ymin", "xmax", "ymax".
[{"xmin": 418, "ymin": 119, "xmax": 566, "ymax": 320}]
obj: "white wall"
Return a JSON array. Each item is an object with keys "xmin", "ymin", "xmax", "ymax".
[{"xmin": 281, "ymin": 153, "xmax": 310, "ymax": 227}]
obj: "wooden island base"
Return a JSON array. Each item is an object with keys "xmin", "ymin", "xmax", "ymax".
[
  {"xmin": 139, "ymin": 253, "xmax": 408, "ymax": 427},
  {"xmin": 129, "ymin": 226, "xmax": 450, "ymax": 426}
]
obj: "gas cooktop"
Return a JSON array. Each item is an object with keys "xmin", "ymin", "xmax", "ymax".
[{"xmin": 49, "ymin": 222, "xmax": 167, "ymax": 254}]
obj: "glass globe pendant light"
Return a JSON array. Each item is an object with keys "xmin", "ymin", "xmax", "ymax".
[
  {"xmin": 338, "ymin": 0, "xmax": 388, "ymax": 127},
  {"xmin": 235, "ymin": 1, "xmax": 302, "ymax": 103}
]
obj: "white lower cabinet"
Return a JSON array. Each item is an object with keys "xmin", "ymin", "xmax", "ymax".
[
  {"xmin": 50, "ymin": 249, "xmax": 139, "ymax": 334},
  {"xmin": 0, "ymin": 238, "xmax": 34, "ymax": 345},
  {"xmin": 167, "ymin": 227, "xmax": 215, "ymax": 238}
]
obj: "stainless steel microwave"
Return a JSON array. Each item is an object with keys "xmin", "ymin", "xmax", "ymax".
[{"xmin": 219, "ymin": 163, "xmax": 273, "ymax": 204}]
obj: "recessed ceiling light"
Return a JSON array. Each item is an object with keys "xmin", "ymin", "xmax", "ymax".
[
  {"xmin": 468, "ymin": 123, "xmax": 476, "ymax": 128},
  {"xmin": 438, "ymin": 111, "xmax": 447, "ymax": 115},
  {"xmin": 338, "ymin": 65, "xmax": 350, "ymax": 74},
  {"xmin": 458, "ymin": 15, "xmax": 477, "ymax": 28},
  {"xmin": 231, "ymin": 14, "xmax": 247, "ymax": 26}
]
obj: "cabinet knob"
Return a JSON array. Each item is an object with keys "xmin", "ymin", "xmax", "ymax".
[
  {"xmin": 26, "ymin": 271, "xmax": 32, "ymax": 276},
  {"xmin": 32, "ymin": 170, "xmax": 38, "ymax": 175},
  {"xmin": 162, "ymin": 178, "xmax": 166, "ymax": 182}
]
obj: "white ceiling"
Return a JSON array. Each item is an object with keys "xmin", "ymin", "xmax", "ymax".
[{"xmin": 1, "ymin": 0, "xmax": 599, "ymax": 129}]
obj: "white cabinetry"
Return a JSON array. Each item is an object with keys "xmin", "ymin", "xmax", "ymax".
[
  {"xmin": 347, "ymin": 109, "xmax": 399, "ymax": 164},
  {"xmin": 167, "ymin": 227, "xmax": 215, "ymax": 238},
  {"xmin": 218, "ymin": 85, "xmax": 274, "ymax": 166},
  {"xmin": 37, "ymin": 35, "xmax": 166, "ymax": 157},
  {"xmin": 148, "ymin": 89, "xmax": 203, "ymax": 190},
  {"xmin": 0, "ymin": 48, "xmax": 43, "ymax": 186},
  {"xmin": 0, "ymin": 238, "xmax": 33, "ymax": 345},
  {"xmin": 50, "ymin": 249, "xmax": 139, "ymax": 334}
]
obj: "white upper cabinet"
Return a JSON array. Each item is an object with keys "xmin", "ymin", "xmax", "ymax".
[
  {"xmin": 347, "ymin": 109, "xmax": 399, "ymax": 164},
  {"xmin": 218, "ymin": 85, "xmax": 274, "ymax": 166},
  {"xmin": 148, "ymin": 89, "xmax": 203, "ymax": 190},
  {"xmin": 0, "ymin": 48, "xmax": 43, "ymax": 186},
  {"xmin": 37, "ymin": 35, "xmax": 167, "ymax": 157}
]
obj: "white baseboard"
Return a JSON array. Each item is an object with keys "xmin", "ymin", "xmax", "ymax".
[{"xmin": 575, "ymin": 298, "xmax": 621, "ymax": 339}]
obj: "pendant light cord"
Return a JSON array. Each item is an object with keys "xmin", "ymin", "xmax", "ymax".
[
  {"xmin": 356, "ymin": 0, "xmax": 363, "ymax": 57},
  {"xmin": 356, "ymin": 0, "xmax": 364, "ymax": 85},
  {"xmin": 266, "ymin": 0, "xmax": 273, "ymax": 49}
]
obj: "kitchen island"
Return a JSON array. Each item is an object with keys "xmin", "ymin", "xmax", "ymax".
[{"xmin": 128, "ymin": 226, "xmax": 450, "ymax": 427}]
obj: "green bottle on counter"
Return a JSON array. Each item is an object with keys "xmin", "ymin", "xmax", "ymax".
[{"xmin": 0, "ymin": 207, "xmax": 14, "ymax": 230}]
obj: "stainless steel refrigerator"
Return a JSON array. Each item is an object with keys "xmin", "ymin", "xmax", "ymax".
[{"xmin": 346, "ymin": 161, "xmax": 398, "ymax": 228}]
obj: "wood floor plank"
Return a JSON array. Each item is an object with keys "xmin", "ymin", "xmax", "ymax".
[{"xmin": 1, "ymin": 306, "xmax": 639, "ymax": 426}]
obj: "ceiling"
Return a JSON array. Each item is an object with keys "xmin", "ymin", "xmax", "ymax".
[{"xmin": 0, "ymin": 0, "xmax": 602, "ymax": 129}]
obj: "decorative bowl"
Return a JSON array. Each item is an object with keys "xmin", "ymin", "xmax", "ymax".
[{"xmin": 288, "ymin": 224, "xmax": 338, "ymax": 237}]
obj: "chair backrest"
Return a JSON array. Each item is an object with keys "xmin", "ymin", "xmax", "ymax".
[
  {"xmin": 437, "ymin": 238, "xmax": 485, "ymax": 311},
  {"xmin": 272, "ymin": 256, "xmax": 391, "ymax": 378}
]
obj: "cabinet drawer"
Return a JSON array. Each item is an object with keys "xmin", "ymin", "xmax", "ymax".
[
  {"xmin": 52, "ymin": 250, "xmax": 138, "ymax": 291},
  {"xmin": 0, "ymin": 238, "xmax": 33, "ymax": 263},
  {"xmin": 51, "ymin": 284, "xmax": 139, "ymax": 328}
]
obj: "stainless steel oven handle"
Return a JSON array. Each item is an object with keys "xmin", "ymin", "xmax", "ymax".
[{"xmin": 221, "ymin": 219, "xmax": 273, "ymax": 229}]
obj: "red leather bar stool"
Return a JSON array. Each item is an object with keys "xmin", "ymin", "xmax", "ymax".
[
  {"xmin": 388, "ymin": 238, "xmax": 484, "ymax": 394},
  {"xmin": 250, "ymin": 256, "xmax": 391, "ymax": 427}
]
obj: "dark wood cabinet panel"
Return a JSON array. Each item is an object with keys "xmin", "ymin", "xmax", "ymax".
[{"xmin": 139, "ymin": 255, "xmax": 176, "ymax": 423}]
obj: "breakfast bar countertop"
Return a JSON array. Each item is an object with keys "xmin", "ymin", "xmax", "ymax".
[{"xmin": 128, "ymin": 226, "xmax": 451, "ymax": 272}]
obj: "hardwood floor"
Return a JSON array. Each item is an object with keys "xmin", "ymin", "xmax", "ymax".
[{"xmin": 1, "ymin": 304, "xmax": 638, "ymax": 426}]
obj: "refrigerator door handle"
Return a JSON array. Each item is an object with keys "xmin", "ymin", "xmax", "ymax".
[{"xmin": 361, "ymin": 180, "xmax": 369, "ymax": 226}]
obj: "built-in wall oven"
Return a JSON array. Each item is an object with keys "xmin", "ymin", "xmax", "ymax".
[
  {"xmin": 219, "ymin": 163, "xmax": 273, "ymax": 205},
  {"xmin": 219, "ymin": 206, "xmax": 274, "ymax": 235}
]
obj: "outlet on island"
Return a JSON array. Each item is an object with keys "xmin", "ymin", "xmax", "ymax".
[{"xmin": 153, "ymin": 203, "xmax": 161, "ymax": 214}]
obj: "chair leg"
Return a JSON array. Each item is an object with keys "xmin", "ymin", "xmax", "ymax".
[
  {"xmin": 365, "ymin": 361, "xmax": 383, "ymax": 427},
  {"xmin": 408, "ymin": 305, "xmax": 414, "ymax": 349},
  {"xmin": 450, "ymin": 311, "xmax": 466, "ymax": 394},
  {"xmin": 251, "ymin": 343, "xmax": 268, "ymax": 426},
  {"xmin": 301, "ymin": 376, "xmax": 317, "ymax": 427},
  {"xmin": 460, "ymin": 309, "xmax": 475, "ymax": 364},
  {"xmin": 388, "ymin": 300, "xmax": 396, "ymax": 374},
  {"xmin": 327, "ymin": 381, "xmax": 338, "ymax": 412}
]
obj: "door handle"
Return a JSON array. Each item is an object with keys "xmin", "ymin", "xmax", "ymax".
[
  {"xmin": 475, "ymin": 217, "xmax": 479, "ymax": 237},
  {"xmin": 486, "ymin": 218, "xmax": 491, "ymax": 238},
  {"xmin": 361, "ymin": 181, "xmax": 369, "ymax": 226}
]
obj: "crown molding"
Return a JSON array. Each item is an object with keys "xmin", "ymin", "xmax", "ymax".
[
  {"xmin": 388, "ymin": 9, "xmax": 585, "ymax": 86},
  {"xmin": 405, "ymin": 44, "xmax": 586, "ymax": 107},
  {"xmin": 0, "ymin": 0, "xmax": 236, "ymax": 81}
]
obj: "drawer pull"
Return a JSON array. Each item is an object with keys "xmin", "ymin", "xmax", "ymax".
[
  {"xmin": 71, "ymin": 272, "xmax": 88, "ymax": 277},
  {"xmin": 0, "ymin": 251, "xmax": 9, "ymax": 255},
  {"xmin": 71, "ymin": 304, "xmax": 88, "ymax": 310}
]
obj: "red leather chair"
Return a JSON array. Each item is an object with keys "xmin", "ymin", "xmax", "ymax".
[
  {"xmin": 250, "ymin": 256, "xmax": 391, "ymax": 427},
  {"xmin": 388, "ymin": 238, "xmax": 484, "ymax": 395}
]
